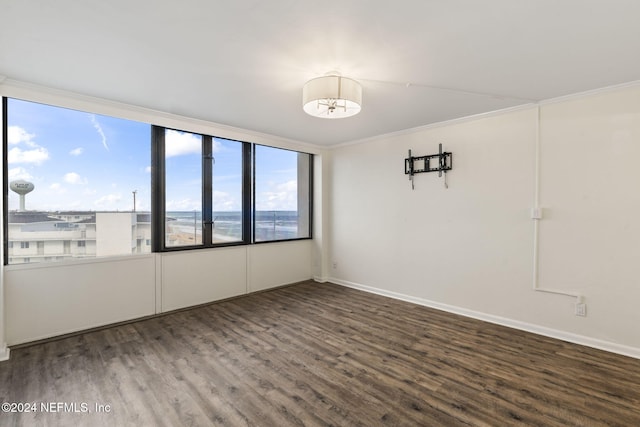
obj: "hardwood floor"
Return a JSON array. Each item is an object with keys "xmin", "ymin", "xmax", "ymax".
[{"xmin": 1, "ymin": 281, "xmax": 639, "ymax": 426}]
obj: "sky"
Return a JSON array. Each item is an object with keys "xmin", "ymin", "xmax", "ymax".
[{"xmin": 7, "ymin": 98, "xmax": 302, "ymax": 212}]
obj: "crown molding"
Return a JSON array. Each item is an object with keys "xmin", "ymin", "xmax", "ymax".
[
  {"xmin": 331, "ymin": 103, "xmax": 537, "ymax": 149},
  {"xmin": 0, "ymin": 77, "xmax": 325, "ymax": 154},
  {"xmin": 331, "ymin": 78, "xmax": 640, "ymax": 150},
  {"xmin": 538, "ymin": 79, "xmax": 640, "ymax": 106}
]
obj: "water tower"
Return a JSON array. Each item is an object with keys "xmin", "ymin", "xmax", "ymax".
[{"xmin": 10, "ymin": 180, "xmax": 35, "ymax": 211}]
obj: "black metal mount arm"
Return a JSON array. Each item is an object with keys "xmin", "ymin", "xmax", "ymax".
[{"xmin": 404, "ymin": 143, "xmax": 452, "ymax": 189}]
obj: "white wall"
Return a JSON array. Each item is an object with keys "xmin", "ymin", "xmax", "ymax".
[
  {"xmin": 5, "ymin": 239, "xmax": 314, "ymax": 345},
  {"xmin": 5, "ymin": 256, "xmax": 156, "ymax": 344},
  {"xmin": 161, "ymin": 248, "xmax": 248, "ymax": 312},
  {"xmin": 160, "ymin": 241, "xmax": 315, "ymax": 311},
  {"xmin": 537, "ymin": 87, "xmax": 640, "ymax": 347},
  {"xmin": 0, "ymin": 106, "xmax": 7, "ymax": 361},
  {"xmin": 0, "ymin": 259, "xmax": 6, "ymax": 360},
  {"xmin": 248, "ymin": 241, "xmax": 312, "ymax": 293},
  {"xmin": 329, "ymin": 84, "xmax": 640, "ymax": 357},
  {"xmin": 312, "ymin": 151, "xmax": 332, "ymax": 282}
]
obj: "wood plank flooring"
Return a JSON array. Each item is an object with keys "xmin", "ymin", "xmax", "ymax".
[{"xmin": 1, "ymin": 281, "xmax": 639, "ymax": 426}]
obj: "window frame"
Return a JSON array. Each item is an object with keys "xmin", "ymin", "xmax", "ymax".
[
  {"xmin": 151, "ymin": 125, "xmax": 253, "ymax": 252},
  {"xmin": 2, "ymin": 98, "xmax": 313, "ymax": 265},
  {"xmin": 252, "ymin": 144, "xmax": 314, "ymax": 244}
]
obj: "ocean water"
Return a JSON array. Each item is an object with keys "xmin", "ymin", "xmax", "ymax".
[{"xmin": 166, "ymin": 211, "xmax": 301, "ymax": 241}]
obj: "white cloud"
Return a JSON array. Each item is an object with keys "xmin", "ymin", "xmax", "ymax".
[
  {"xmin": 64, "ymin": 172, "xmax": 88, "ymax": 185},
  {"xmin": 49, "ymin": 183, "xmax": 67, "ymax": 194},
  {"xmin": 7, "ymin": 126, "xmax": 35, "ymax": 146},
  {"xmin": 256, "ymin": 180, "xmax": 297, "ymax": 210},
  {"xmin": 166, "ymin": 198, "xmax": 201, "ymax": 211},
  {"xmin": 7, "ymin": 125, "xmax": 49, "ymax": 164},
  {"xmin": 67, "ymin": 200, "xmax": 84, "ymax": 209},
  {"xmin": 145, "ymin": 166, "xmax": 152, "ymax": 173},
  {"xmin": 8, "ymin": 146, "xmax": 49, "ymax": 165},
  {"xmin": 212, "ymin": 190, "xmax": 240, "ymax": 211},
  {"xmin": 279, "ymin": 180, "xmax": 297, "ymax": 192},
  {"xmin": 69, "ymin": 147, "xmax": 84, "ymax": 156},
  {"xmin": 89, "ymin": 114, "xmax": 109, "ymax": 151},
  {"xmin": 165, "ymin": 129, "xmax": 202, "ymax": 157},
  {"xmin": 94, "ymin": 193, "xmax": 122, "ymax": 208},
  {"xmin": 163, "ymin": 130, "xmax": 223, "ymax": 158},
  {"xmin": 8, "ymin": 167, "xmax": 33, "ymax": 180}
]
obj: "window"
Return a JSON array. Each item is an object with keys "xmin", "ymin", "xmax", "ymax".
[
  {"xmin": 163, "ymin": 129, "xmax": 204, "ymax": 247},
  {"xmin": 211, "ymin": 137, "xmax": 245, "ymax": 243},
  {"xmin": 254, "ymin": 145, "xmax": 312, "ymax": 242},
  {"xmin": 151, "ymin": 127, "xmax": 249, "ymax": 251},
  {"xmin": 4, "ymin": 98, "xmax": 151, "ymax": 264},
  {"xmin": 153, "ymin": 128, "xmax": 312, "ymax": 248}
]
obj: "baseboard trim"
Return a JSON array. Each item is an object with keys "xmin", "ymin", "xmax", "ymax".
[
  {"xmin": 331, "ymin": 278, "xmax": 640, "ymax": 360},
  {"xmin": 0, "ymin": 344, "xmax": 10, "ymax": 362}
]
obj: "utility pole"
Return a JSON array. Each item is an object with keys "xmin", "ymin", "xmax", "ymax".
[{"xmin": 132, "ymin": 190, "xmax": 137, "ymax": 212}]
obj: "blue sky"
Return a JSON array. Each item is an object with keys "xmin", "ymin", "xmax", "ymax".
[{"xmin": 7, "ymin": 98, "xmax": 301, "ymax": 212}]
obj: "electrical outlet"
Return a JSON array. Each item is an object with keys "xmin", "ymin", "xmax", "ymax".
[{"xmin": 575, "ymin": 303, "xmax": 587, "ymax": 317}]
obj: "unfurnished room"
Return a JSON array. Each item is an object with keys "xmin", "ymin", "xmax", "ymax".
[{"xmin": 0, "ymin": 1, "xmax": 639, "ymax": 426}]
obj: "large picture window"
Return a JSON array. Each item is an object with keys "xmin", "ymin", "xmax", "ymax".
[{"xmin": 3, "ymin": 98, "xmax": 312, "ymax": 265}]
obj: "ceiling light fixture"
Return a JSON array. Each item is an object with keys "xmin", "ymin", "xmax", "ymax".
[{"xmin": 302, "ymin": 72, "xmax": 362, "ymax": 119}]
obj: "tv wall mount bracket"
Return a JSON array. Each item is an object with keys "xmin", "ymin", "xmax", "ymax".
[{"xmin": 404, "ymin": 143, "xmax": 452, "ymax": 190}]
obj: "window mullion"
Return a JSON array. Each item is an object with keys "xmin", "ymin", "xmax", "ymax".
[
  {"xmin": 202, "ymin": 135, "xmax": 213, "ymax": 246},
  {"xmin": 151, "ymin": 125, "xmax": 166, "ymax": 253},
  {"xmin": 244, "ymin": 142, "xmax": 253, "ymax": 244}
]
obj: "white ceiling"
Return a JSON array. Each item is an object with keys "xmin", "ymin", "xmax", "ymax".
[{"xmin": 2, "ymin": 1, "xmax": 640, "ymax": 146}]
